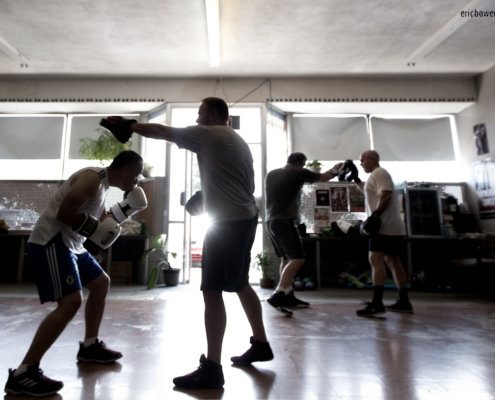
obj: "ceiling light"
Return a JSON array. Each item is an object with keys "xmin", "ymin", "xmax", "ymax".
[
  {"xmin": 0, "ymin": 35, "xmax": 29, "ymax": 66},
  {"xmin": 205, "ymin": 0, "xmax": 220, "ymax": 67},
  {"xmin": 407, "ymin": 0, "xmax": 481, "ymax": 64}
]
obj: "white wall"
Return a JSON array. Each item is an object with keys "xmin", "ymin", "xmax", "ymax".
[{"xmin": 455, "ymin": 65, "xmax": 495, "ymax": 232}]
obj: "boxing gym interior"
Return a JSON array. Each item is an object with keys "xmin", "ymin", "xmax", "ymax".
[{"xmin": 1, "ymin": 1, "xmax": 495, "ymax": 399}]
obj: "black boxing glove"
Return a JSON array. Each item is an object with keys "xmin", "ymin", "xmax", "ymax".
[
  {"xmin": 360, "ymin": 211, "xmax": 381, "ymax": 238},
  {"xmin": 346, "ymin": 163, "xmax": 362, "ymax": 184},
  {"xmin": 100, "ymin": 117, "xmax": 137, "ymax": 144}
]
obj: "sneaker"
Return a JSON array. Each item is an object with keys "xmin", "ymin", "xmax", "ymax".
[
  {"xmin": 173, "ymin": 354, "xmax": 224, "ymax": 389},
  {"xmin": 77, "ymin": 339, "xmax": 122, "ymax": 363},
  {"xmin": 282, "ymin": 290, "xmax": 310, "ymax": 308},
  {"xmin": 266, "ymin": 292, "xmax": 293, "ymax": 317},
  {"xmin": 385, "ymin": 300, "xmax": 414, "ymax": 314},
  {"xmin": 4, "ymin": 365, "xmax": 64, "ymax": 397},
  {"xmin": 230, "ymin": 336, "xmax": 274, "ymax": 366},
  {"xmin": 356, "ymin": 302, "xmax": 386, "ymax": 317}
]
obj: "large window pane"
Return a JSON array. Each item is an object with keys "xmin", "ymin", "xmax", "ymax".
[
  {"xmin": 249, "ymin": 144, "xmax": 262, "ymax": 197},
  {"xmin": 0, "ymin": 115, "xmax": 65, "ymax": 159},
  {"xmin": 266, "ymin": 110, "xmax": 287, "ymax": 172},
  {"xmin": 231, "ymin": 108, "xmax": 262, "ymax": 143},
  {"xmin": 169, "ymin": 144, "xmax": 187, "ymax": 221}
]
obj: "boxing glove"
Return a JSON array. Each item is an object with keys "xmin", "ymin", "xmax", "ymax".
[
  {"xmin": 359, "ymin": 211, "xmax": 381, "ymax": 237},
  {"xmin": 186, "ymin": 191, "xmax": 205, "ymax": 216},
  {"xmin": 73, "ymin": 214, "xmax": 121, "ymax": 249},
  {"xmin": 110, "ymin": 187, "xmax": 148, "ymax": 223},
  {"xmin": 99, "ymin": 117, "xmax": 137, "ymax": 144},
  {"xmin": 346, "ymin": 163, "xmax": 362, "ymax": 184}
]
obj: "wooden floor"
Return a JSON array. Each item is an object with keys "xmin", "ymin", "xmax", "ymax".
[{"xmin": 1, "ymin": 279, "xmax": 495, "ymax": 400}]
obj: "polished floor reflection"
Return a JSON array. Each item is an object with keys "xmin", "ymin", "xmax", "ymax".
[{"xmin": 1, "ymin": 282, "xmax": 495, "ymax": 400}]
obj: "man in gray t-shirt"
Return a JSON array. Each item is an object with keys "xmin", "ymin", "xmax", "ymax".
[
  {"xmin": 265, "ymin": 152, "xmax": 341, "ymax": 315},
  {"xmin": 101, "ymin": 98, "xmax": 273, "ymax": 389}
]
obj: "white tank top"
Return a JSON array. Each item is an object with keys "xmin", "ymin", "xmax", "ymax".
[{"xmin": 28, "ymin": 167, "xmax": 110, "ymax": 254}]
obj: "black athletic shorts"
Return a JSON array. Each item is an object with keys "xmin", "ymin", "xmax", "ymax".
[
  {"xmin": 201, "ymin": 214, "xmax": 258, "ymax": 292},
  {"xmin": 266, "ymin": 219, "xmax": 305, "ymax": 260},
  {"xmin": 369, "ymin": 234, "xmax": 405, "ymax": 256}
]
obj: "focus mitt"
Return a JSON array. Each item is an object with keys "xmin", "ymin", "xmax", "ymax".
[{"xmin": 100, "ymin": 117, "xmax": 137, "ymax": 144}]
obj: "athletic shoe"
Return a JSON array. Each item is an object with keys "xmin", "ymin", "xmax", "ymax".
[
  {"xmin": 77, "ymin": 339, "xmax": 122, "ymax": 363},
  {"xmin": 266, "ymin": 291, "xmax": 293, "ymax": 317},
  {"xmin": 385, "ymin": 300, "xmax": 414, "ymax": 314},
  {"xmin": 230, "ymin": 336, "xmax": 274, "ymax": 366},
  {"xmin": 282, "ymin": 290, "xmax": 310, "ymax": 308},
  {"xmin": 173, "ymin": 354, "xmax": 224, "ymax": 389},
  {"xmin": 4, "ymin": 365, "xmax": 63, "ymax": 397},
  {"xmin": 356, "ymin": 302, "xmax": 386, "ymax": 317}
]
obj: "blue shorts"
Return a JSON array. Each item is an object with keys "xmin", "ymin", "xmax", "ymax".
[{"xmin": 28, "ymin": 234, "xmax": 103, "ymax": 304}]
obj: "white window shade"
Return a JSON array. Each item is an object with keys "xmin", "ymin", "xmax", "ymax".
[
  {"xmin": 292, "ymin": 116, "xmax": 369, "ymax": 161},
  {"xmin": 0, "ymin": 116, "xmax": 65, "ymax": 159},
  {"xmin": 371, "ymin": 117, "xmax": 455, "ymax": 161}
]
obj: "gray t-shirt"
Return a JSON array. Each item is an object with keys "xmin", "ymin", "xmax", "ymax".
[
  {"xmin": 172, "ymin": 124, "xmax": 258, "ymax": 222},
  {"xmin": 265, "ymin": 166, "xmax": 320, "ymax": 221}
]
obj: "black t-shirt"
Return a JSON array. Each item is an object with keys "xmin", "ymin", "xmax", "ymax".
[{"xmin": 265, "ymin": 166, "xmax": 320, "ymax": 221}]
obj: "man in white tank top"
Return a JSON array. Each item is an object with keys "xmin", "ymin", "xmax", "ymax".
[
  {"xmin": 355, "ymin": 150, "xmax": 413, "ymax": 317},
  {"xmin": 5, "ymin": 151, "xmax": 144, "ymax": 397}
]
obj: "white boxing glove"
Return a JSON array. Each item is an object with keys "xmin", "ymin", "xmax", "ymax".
[
  {"xmin": 110, "ymin": 187, "xmax": 148, "ymax": 223},
  {"xmin": 73, "ymin": 214, "xmax": 121, "ymax": 249}
]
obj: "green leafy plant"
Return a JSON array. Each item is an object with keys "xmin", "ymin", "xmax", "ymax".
[
  {"xmin": 252, "ymin": 248, "xmax": 273, "ymax": 280},
  {"xmin": 305, "ymin": 160, "xmax": 323, "ymax": 168},
  {"xmin": 140, "ymin": 234, "xmax": 177, "ymax": 290},
  {"xmin": 79, "ymin": 128, "xmax": 132, "ymax": 165}
]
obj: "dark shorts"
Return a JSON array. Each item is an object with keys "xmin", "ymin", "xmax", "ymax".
[
  {"xmin": 28, "ymin": 234, "xmax": 103, "ymax": 304},
  {"xmin": 369, "ymin": 234, "xmax": 405, "ymax": 256},
  {"xmin": 266, "ymin": 219, "xmax": 305, "ymax": 260},
  {"xmin": 201, "ymin": 214, "xmax": 258, "ymax": 292}
]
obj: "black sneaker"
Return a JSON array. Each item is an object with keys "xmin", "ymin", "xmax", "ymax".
[
  {"xmin": 77, "ymin": 339, "xmax": 122, "ymax": 363},
  {"xmin": 4, "ymin": 365, "xmax": 64, "ymax": 397},
  {"xmin": 385, "ymin": 300, "xmax": 414, "ymax": 314},
  {"xmin": 356, "ymin": 302, "xmax": 386, "ymax": 317},
  {"xmin": 173, "ymin": 354, "xmax": 224, "ymax": 389},
  {"xmin": 282, "ymin": 290, "xmax": 310, "ymax": 308},
  {"xmin": 230, "ymin": 336, "xmax": 274, "ymax": 366},
  {"xmin": 266, "ymin": 292, "xmax": 293, "ymax": 317}
]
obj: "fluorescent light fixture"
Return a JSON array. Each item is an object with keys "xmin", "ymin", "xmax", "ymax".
[
  {"xmin": 205, "ymin": 0, "xmax": 220, "ymax": 67},
  {"xmin": 407, "ymin": 0, "xmax": 481, "ymax": 64},
  {"xmin": 0, "ymin": 35, "xmax": 29, "ymax": 66}
]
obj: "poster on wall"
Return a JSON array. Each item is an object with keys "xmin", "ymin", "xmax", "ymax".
[
  {"xmin": 349, "ymin": 185, "xmax": 365, "ymax": 212},
  {"xmin": 316, "ymin": 190, "xmax": 330, "ymax": 206},
  {"xmin": 474, "ymin": 123, "xmax": 489, "ymax": 156},
  {"xmin": 330, "ymin": 187, "xmax": 349, "ymax": 212},
  {"xmin": 473, "ymin": 158, "xmax": 495, "ymax": 219},
  {"xmin": 314, "ymin": 208, "xmax": 330, "ymax": 232}
]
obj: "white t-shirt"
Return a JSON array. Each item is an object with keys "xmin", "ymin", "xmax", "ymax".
[
  {"xmin": 28, "ymin": 167, "xmax": 109, "ymax": 254},
  {"xmin": 172, "ymin": 124, "xmax": 258, "ymax": 222},
  {"xmin": 364, "ymin": 167, "xmax": 405, "ymax": 236}
]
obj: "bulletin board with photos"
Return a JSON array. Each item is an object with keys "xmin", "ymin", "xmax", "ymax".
[{"xmin": 300, "ymin": 182, "xmax": 367, "ymax": 233}]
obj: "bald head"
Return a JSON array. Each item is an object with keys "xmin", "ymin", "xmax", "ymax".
[{"xmin": 360, "ymin": 150, "xmax": 380, "ymax": 174}]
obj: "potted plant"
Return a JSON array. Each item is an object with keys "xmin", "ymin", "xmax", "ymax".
[
  {"xmin": 79, "ymin": 128, "xmax": 133, "ymax": 165},
  {"xmin": 253, "ymin": 248, "xmax": 275, "ymax": 289},
  {"xmin": 140, "ymin": 234, "xmax": 178, "ymax": 289},
  {"xmin": 142, "ymin": 162, "xmax": 154, "ymax": 178},
  {"xmin": 305, "ymin": 160, "xmax": 323, "ymax": 173}
]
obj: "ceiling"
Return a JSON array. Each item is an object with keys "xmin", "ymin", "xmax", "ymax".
[{"xmin": 1, "ymin": 0, "xmax": 495, "ymax": 79}]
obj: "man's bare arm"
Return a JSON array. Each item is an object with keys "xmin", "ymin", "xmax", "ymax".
[
  {"xmin": 56, "ymin": 171, "xmax": 100, "ymax": 227},
  {"xmin": 316, "ymin": 163, "xmax": 343, "ymax": 182},
  {"xmin": 131, "ymin": 123, "xmax": 177, "ymax": 143},
  {"xmin": 375, "ymin": 190, "xmax": 393, "ymax": 214}
]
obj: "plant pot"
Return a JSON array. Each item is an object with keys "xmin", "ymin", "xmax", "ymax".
[
  {"xmin": 162, "ymin": 267, "xmax": 180, "ymax": 286},
  {"xmin": 260, "ymin": 278, "xmax": 275, "ymax": 289}
]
